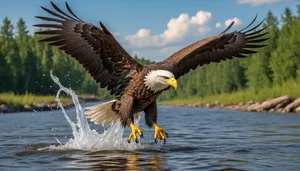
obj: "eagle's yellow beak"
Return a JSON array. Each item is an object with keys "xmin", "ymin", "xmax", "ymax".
[{"xmin": 167, "ymin": 78, "xmax": 177, "ymax": 89}]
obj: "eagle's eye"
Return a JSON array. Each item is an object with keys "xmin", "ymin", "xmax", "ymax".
[{"xmin": 161, "ymin": 76, "xmax": 169, "ymax": 79}]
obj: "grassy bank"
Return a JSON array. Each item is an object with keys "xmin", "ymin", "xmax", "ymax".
[
  {"xmin": 160, "ymin": 79, "xmax": 300, "ymax": 106},
  {"xmin": 0, "ymin": 93, "xmax": 71, "ymax": 109},
  {"xmin": 2, "ymin": 78, "xmax": 300, "ymax": 109}
]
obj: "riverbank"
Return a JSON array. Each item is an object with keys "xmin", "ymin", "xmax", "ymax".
[
  {"xmin": 169, "ymin": 95, "xmax": 300, "ymax": 114},
  {"xmin": 0, "ymin": 93, "xmax": 101, "ymax": 113},
  {"xmin": 160, "ymin": 79, "xmax": 300, "ymax": 114}
]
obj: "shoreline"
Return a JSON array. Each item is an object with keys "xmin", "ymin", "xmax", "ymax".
[
  {"xmin": 172, "ymin": 95, "xmax": 300, "ymax": 114},
  {"xmin": 2, "ymin": 95, "xmax": 300, "ymax": 114},
  {"xmin": 0, "ymin": 96, "xmax": 102, "ymax": 113}
]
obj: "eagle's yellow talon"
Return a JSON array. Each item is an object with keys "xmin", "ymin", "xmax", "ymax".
[
  {"xmin": 153, "ymin": 124, "xmax": 168, "ymax": 144},
  {"xmin": 128, "ymin": 123, "xmax": 143, "ymax": 143}
]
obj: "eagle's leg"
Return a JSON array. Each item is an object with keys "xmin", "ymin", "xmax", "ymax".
[
  {"xmin": 144, "ymin": 101, "xmax": 168, "ymax": 143},
  {"xmin": 128, "ymin": 123, "xmax": 143, "ymax": 143},
  {"xmin": 119, "ymin": 96, "xmax": 143, "ymax": 143},
  {"xmin": 153, "ymin": 124, "xmax": 168, "ymax": 144}
]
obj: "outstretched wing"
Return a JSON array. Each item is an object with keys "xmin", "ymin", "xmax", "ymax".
[
  {"xmin": 34, "ymin": 2, "xmax": 143, "ymax": 96},
  {"xmin": 160, "ymin": 16, "xmax": 268, "ymax": 79}
]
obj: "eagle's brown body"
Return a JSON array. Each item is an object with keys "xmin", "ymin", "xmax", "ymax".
[
  {"xmin": 111, "ymin": 65, "xmax": 169, "ymax": 126},
  {"xmin": 114, "ymin": 72, "xmax": 159, "ymax": 107},
  {"xmin": 35, "ymin": 2, "xmax": 269, "ymax": 142}
]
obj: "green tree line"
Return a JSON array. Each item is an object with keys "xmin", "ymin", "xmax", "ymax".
[
  {"xmin": 0, "ymin": 18, "xmax": 152, "ymax": 99},
  {"xmin": 0, "ymin": 6, "xmax": 300, "ymax": 101}
]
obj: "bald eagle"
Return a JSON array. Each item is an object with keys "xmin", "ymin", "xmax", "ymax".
[{"xmin": 35, "ymin": 2, "xmax": 268, "ymax": 143}]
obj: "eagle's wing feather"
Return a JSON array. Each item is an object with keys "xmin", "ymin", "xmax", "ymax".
[
  {"xmin": 160, "ymin": 16, "xmax": 268, "ymax": 79},
  {"xmin": 34, "ymin": 2, "xmax": 142, "ymax": 96}
]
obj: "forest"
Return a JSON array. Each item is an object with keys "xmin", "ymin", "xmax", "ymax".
[{"xmin": 0, "ymin": 6, "xmax": 300, "ymax": 102}]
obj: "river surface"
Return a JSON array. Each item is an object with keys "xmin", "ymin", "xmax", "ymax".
[{"xmin": 1, "ymin": 103, "xmax": 300, "ymax": 171}]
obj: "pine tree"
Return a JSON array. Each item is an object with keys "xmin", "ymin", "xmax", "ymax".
[
  {"xmin": 15, "ymin": 18, "xmax": 30, "ymax": 93},
  {"xmin": 0, "ymin": 17, "xmax": 17, "ymax": 92},
  {"xmin": 270, "ymin": 8, "xmax": 297, "ymax": 84},
  {"xmin": 244, "ymin": 11, "xmax": 279, "ymax": 89}
]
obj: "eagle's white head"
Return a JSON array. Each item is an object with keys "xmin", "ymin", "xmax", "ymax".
[{"xmin": 144, "ymin": 70, "xmax": 177, "ymax": 92}]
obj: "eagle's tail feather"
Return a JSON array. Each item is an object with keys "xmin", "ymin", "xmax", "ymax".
[{"xmin": 84, "ymin": 100, "xmax": 119, "ymax": 126}]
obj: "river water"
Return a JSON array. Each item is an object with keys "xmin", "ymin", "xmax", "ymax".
[
  {"xmin": 1, "ymin": 104, "xmax": 300, "ymax": 170},
  {"xmin": 1, "ymin": 75, "xmax": 300, "ymax": 170}
]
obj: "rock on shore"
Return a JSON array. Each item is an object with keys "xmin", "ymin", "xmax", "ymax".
[
  {"xmin": 173, "ymin": 95, "xmax": 300, "ymax": 114},
  {"xmin": 0, "ymin": 96, "xmax": 101, "ymax": 114},
  {"xmin": 0, "ymin": 102, "xmax": 74, "ymax": 113}
]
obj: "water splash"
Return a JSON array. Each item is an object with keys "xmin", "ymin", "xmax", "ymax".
[{"xmin": 41, "ymin": 71, "xmax": 145, "ymax": 151}]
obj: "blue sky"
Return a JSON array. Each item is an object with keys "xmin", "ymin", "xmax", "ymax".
[{"xmin": 0, "ymin": 0, "xmax": 298, "ymax": 61}]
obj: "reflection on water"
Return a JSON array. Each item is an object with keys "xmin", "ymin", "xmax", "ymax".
[
  {"xmin": 59, "ymin": 151, "xmax": 166, "ymax": 171},
  {"xmin": 88, "ymin": 152, "xmax": 165, "ymax": 171}
]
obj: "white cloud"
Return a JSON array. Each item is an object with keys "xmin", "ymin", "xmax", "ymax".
[
  {"xmin": 237, "ymin": 0, "xmax": 289, "ymax": 6},
  {"xmin": 125, "ymin": 10, "xmax": 213, "ymax": 48},
  {"xmin": 191, "ymin": 11, "xmax": 212, "ymax": 25},
  {"xmin": 163, "ymin": 13, "xmax": 191, "ymax": 43},
  {"xmin": 124, "ymin": 11, "xmax": 247, "ymax": 61},
  {"xmin": 136, "ymin": 29, "xmax": 150, "ymax": 37},
  {"xmin": 125, "ymin": 29, "xmax": 164, "ymax": 48},
  {"xmin": 225, "ymin": 17, "xmax": 243, "ymax": 27}
]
